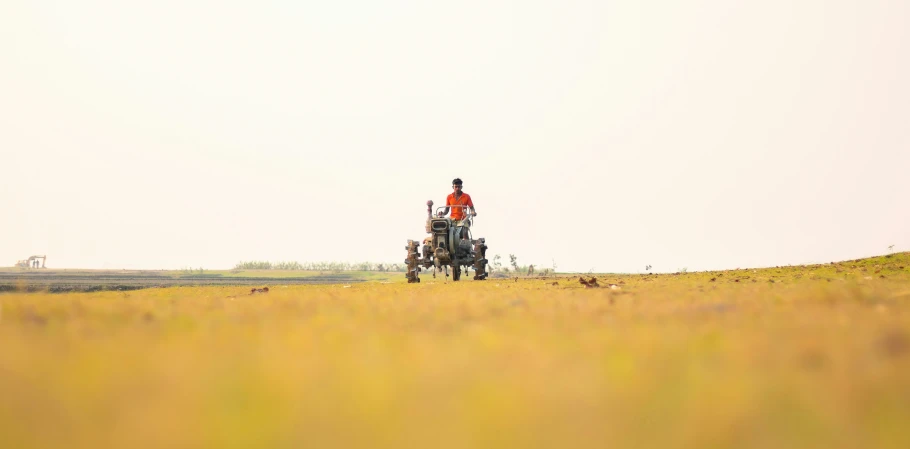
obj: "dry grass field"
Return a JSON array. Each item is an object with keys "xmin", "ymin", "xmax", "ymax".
[{"xmin": 2, "ymin": 253, "xmax": 909, "ymax": 449}]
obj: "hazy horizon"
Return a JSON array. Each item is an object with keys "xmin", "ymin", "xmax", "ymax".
[{"xmin": 3, "ymin": 1, "xmax": 908, "ymax": 273}]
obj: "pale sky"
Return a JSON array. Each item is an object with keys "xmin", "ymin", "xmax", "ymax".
[{"xmin": 2, "ymin": 0, "xmax": 908, "ymax": 273}]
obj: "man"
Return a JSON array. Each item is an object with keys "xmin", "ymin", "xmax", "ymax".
[{"xmin": 443, "ymin": 178, "xmax": 476, "ymax": 239}]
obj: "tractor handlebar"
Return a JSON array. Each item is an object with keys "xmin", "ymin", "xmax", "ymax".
[{"xmin": 425, "ymin": 201, "xmax": 475, "ymax": 222}]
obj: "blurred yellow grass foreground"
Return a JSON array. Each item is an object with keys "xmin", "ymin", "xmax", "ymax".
[{"xmin": 2, "ymin": 254, "xmax": 909, "ymax": 449}]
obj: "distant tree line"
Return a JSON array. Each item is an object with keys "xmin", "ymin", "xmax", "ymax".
[
  {"xmin": 488, "ymin": 254, "xmax": 554, "ymax": 277},
  {"xmin": 235, "ymin": 254, "xmax": 555, "ymax": 276},
  {"xmin": 233, "ymin": 261, "xmax": 407, "ymax": 272}
]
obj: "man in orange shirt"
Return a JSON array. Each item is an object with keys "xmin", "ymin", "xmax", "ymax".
[{"xmin": 443, "ymin": 178, "xmax": 476, "ymax": 237}]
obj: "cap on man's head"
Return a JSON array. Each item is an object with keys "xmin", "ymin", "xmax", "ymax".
[{"xmin": 452, "ymin": 178, "xmax": 463, "ymax": 186}]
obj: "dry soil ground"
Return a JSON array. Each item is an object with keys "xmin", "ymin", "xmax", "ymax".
[{"xmin": 1, "ymin": 254, "xmax": 909, "ymax": 449}]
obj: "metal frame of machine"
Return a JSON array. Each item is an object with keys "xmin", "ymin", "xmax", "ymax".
[
  {"xmin": 15, "ymin": 255, "xmax": 46, "ymax": 269},
  {"xmin": 404, "ymin": 201, "xmax": 488, "ymax": 283}
]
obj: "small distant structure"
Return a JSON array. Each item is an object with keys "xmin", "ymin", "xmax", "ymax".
[{"xmin": 15, "ymin": 255, "xmax": 46, "ymax": 269}]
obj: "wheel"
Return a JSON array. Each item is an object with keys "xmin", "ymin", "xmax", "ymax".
[
  {"xmin": 452, "ymin": 264, "xmax": 461, "ymax": 281},
  {"xmin": 472, "ymin": 239, "xmax": 488, "ymax": 280},
  {"xmin": 405, "ymin": 240, "xmax": 421, "ymax": 283}
]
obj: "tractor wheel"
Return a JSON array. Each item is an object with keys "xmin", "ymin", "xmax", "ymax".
[
  {"xmin": 472, "ymin": 238, "xmax": 488, "ymax": 280},
  {"xmin": 405, "ymin": 240, "xmax": 421, "ymax": 283},
  {"xmin": 453, "ymin": 264, "xmax": 461, "ymax": 281}
]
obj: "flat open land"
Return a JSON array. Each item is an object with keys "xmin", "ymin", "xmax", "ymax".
[
  {"xmin": 2, "ymin": 254, "xmax": 909, "ymax": 449},
  {"xmin": 0, "ymin": 269, "xmax": 400, "ymax": 292}
]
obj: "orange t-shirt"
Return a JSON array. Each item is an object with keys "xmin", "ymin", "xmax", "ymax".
[{"xmin": 446, "ymin": 192, "xmax": 474, "ymax": 221}]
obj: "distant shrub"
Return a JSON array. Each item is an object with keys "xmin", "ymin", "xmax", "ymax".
[
  {"xmin": 234, "ymin": 261, "xmax": 273, "ymax": 270},
  {"xmin": 233, "ymin": 261, "xmax": 406, "ymax": 272}
]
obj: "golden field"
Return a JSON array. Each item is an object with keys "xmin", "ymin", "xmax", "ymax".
[{"xmin": 1, "ymin": 254, "xmax": 909, "ymax": 449}]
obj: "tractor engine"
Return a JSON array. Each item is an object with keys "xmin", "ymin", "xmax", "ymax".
[{"xmin": 405, "ymin": 200, "xmax": 488, "ymax": 283}]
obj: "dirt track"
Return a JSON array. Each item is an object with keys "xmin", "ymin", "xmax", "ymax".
[{"xmin": 0, "ymin": 271, "xmax": 364, "ymax": 293}]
